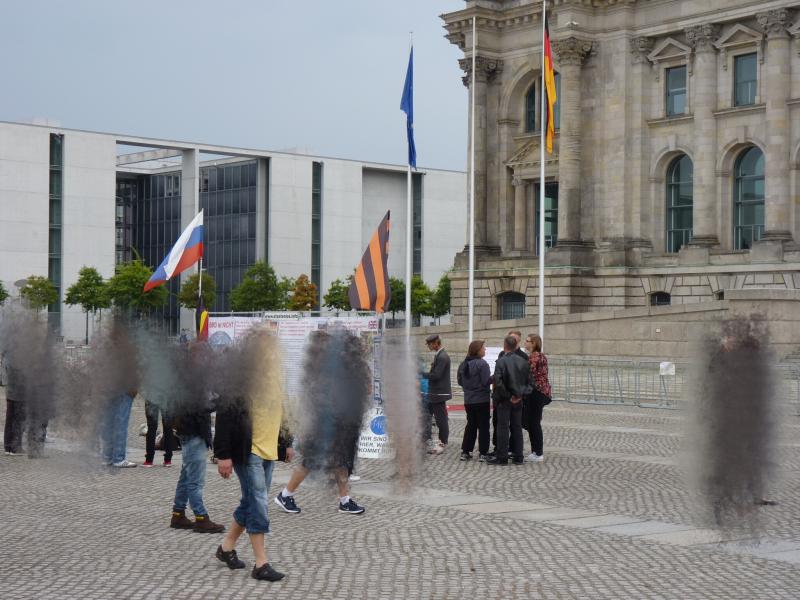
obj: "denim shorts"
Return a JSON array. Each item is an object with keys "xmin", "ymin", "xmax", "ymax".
[{"xmin": 232, "ymin": 453, "xmax": 275, "ymax": 534}]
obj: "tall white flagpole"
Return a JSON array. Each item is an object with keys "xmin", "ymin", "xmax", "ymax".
[
  {"xmin": 538, "ymin": 1, "xmax": 547, "ymax": 347},
  {"xmin": 467, "ymin": 16, "xmax": 476, "ymax": 344},
  {"xmin": 405, "ymin": 32, "xmax": 413, "ymax": 339}
]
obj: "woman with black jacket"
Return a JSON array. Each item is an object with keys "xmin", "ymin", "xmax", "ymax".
[{"xmin": 457, "ymin": 340, "xmax": 492, "ymax": 462}]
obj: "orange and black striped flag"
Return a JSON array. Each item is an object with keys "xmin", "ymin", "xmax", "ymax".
[
  {"xmin": 348, "ymin": 211, "xmax": 391, "ymax": 313},
  {"xmin": 543, "ymin": 17, "xmax": 557, "ymax": 154}
]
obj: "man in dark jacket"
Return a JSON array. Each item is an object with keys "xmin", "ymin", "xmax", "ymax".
[
  {"xmin": 422, "ymin": 334, "xmax": 451, "ymax": 454},
  {"xmin": 491, "ymin": 329, "xmax": 526, "ymax": 457},
  {"xmin": 2, "ymin": 356, "xmax": 26, "ymax": 456},
  {"xmin": 487, "ymin": 335, "xmax": 529, "ymax": 465}
]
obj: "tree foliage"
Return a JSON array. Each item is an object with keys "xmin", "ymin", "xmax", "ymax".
[
  {"xmin": 0, "ymin": 280, "xmax": 8, "ymax": 306},
  {"xmin": 289, "ymin": 274, "xmax": 318, "ymax": 311},
  {"xmin": 410, "ymin": 275, "xmax": 432, "ymax": 319},
  {"xmin": 323, "ymin": 277, "xmax": 352, "ymax": 313},
  {"xmin": 20, "ymin": 275, "xmax": 58, "ymax": 310},
  {"xmin": 178, "ymin": 272, "xmax": 216, "ymax": 309},
  {"xmin": 387, "ymin": 277, "xmax": 406, "ymax": 325},
  {"xmin": 65, "ymin": 266, "xmax": 109, "ymax": 313},
  {"xmin": 277, "ymin": 276, "xmax": 295, "ymax": 310},
  {"xmin": 229, "ymin": 261, "xmax": 284, "ymax": 312},
  {"xmin": 105, "ymin": 260, "xmax": 168, "ymax": 314},
  {"xmin": 429, "ymin": 274, "xmax": 452, "ymax": 323}
]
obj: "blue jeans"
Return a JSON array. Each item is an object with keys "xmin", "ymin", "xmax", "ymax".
[
  {"xmin": 232, "ymin": 453, "xmax": 274, "ymax": 534},
  {"xmin": 101, "ymin": 394, "xmax": 133, "ymax": 464},
  {"xmin": 172, "ymin": 436, "xmax": 209, "ymax": 516}
]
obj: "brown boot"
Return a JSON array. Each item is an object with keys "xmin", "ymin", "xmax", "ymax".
[
  {"xmin": 170, "ymin": 510, "xmax": 195, "ymax": 530},
  {"xmin": 193, "ymin": 514, "xmax": 225, "ymax": 533}
]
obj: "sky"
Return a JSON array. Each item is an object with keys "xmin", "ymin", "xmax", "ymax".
[{"xmin": 0, "ymin": 0, "xmax": 468, "ymax": 171}]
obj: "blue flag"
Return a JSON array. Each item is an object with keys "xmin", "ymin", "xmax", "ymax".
[{"xmin": 400, "ymin": 47, "xmax": 416, "ymax": 168}]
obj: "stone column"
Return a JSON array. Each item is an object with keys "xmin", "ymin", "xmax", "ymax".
[
  {"xmin": 758, "ymin": 9, "xmax": 793, "ymax": 243},
  {"xmin": 460, "ymin": 56, "xmax": 503, "ymax": 250},
  {"xmin": 629, "ymin": 37, "xmax": 655, "ymax": 250},
  {"xmin": 685, "ymin": 24, "xmax": 720, "ymax": 248},
  {"xmin": 512, "ymin": 175, "xmax": 527, "ymax": 250},
  {"xmin": 552, "ymin": 37, "xmax": 593, "ymax": 246}
]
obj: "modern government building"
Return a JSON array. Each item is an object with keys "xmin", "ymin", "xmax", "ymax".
[
  {"xmin": 442, "ymin": 0, "xmax": 800, "ymax": 324},
  {"xmin": 0, "ymin": 121, "xmax": 466, "ymax": 341}
]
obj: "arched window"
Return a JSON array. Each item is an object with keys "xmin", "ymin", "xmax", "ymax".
[
  {"xmin": 650, "ymin": 292, "xmax": 671, "ymax": 306},
  {"xmin": 666, "ymin": 155, "xmax": 693, "ymax": 253},
  {"xmin": 525, "ymin": 84, "xmax": 536, "ymax": 132},
  {"xmin": 733, "ymin": 147, "xmax": 765, "ymax": 250},
  {"xmin": 499, "ymin": 292, "xmax": 526, "ymax": 320}
]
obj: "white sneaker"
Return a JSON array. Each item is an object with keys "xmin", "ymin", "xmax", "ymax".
[
  {"xmin": 348, "ymin": 474, "xmax": 361, "ymax": 482},
  {"xmin": 526, "ymin": 453, "xmax": 544, "ymax": 463},
  {"xmin": 430, "ymin": 442, "xmax": 445, "ymax": 456},
  {"xmin": 112, "ymin": 460, "xmax": 137, "ymax": 468}
]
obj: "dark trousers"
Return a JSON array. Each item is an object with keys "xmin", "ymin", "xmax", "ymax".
[
  {"xmin": 145, "ymin": 400, "xmax": 174, "ymax": 463},
  {"xmin": 26, "ymin": 417, "xmax": 48, "ymax": 457},
  {"xmin": 495, "ymin": 401, "xmax": 523, "ymax": 461},
  {"xmin": 4, "ymin": 400, "xmax": 25, "ymax": 453},
  {"xmin": 525, "ymin": 393, "xmax": 545, "ymax": 456},
  {"xmin": 461, "ymin": 402, "xmax": 490, "ymax": 455},
  {"xmin": 423, "ymin": 401, "xmax": 449, "ymax": 445}
]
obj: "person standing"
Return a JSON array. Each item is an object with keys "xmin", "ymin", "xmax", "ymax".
[
  {"xmin": 143, "ymin": 398, "xmax": 174, "ymax": 467},
  {"xmin": 422, "ymin": 334, "xmax": 451, "ymax": 455},
  {"xmin": 457, "ymin": 340, "xmax": 492, "ymax": 461},
  {"xmin": 2, "ymin": 354, "xmax": 26, "ymax": 456},
  {"xmin": 487, "ymin": 335, "xmax": 529, "ymax": 465},
  {"xmin": 523, "ymin": 333, "xmax": 550, "ymax": 463},
  {"xmin": 101, "ymin": 390, "xmax": 137, "ymax": 468},
  {"xmin": 490, "ymin": 330, "xmax": 526, "ymax": 458}
]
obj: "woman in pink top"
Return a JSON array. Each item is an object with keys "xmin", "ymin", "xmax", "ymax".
[{"xmin": 523, "ymin": 334, "xmax": 551, "ymax": 462}]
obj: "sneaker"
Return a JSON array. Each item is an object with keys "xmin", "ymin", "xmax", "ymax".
[
  {"xmin": 142, "ymin": 461, "xmax": 154, "ymax": 468},
  {"xmin": 428, "ymin": 441, "xmax": 444, "ymax": 456},
  {"xmin": 512, "ymin": 456, "xmax": 524, "ymax": 465},
  {"xmin": 193, "ymin": 514, "xmax": 225, "ymax": 533},
  {"xmin": 163, "ymin": 460, "xmax": 172, "ymax": 467},
  {"xmin": 112, "ymin": 460, "xmax": 137, "ymax": 468},
  {"xmin": 485, "ymin": 456, "xmax": 508, "ymax": 465},
  {"xmin": 478, "ymin": 454, "xmax": 489, "ymax": 462},
  {"xmin": 459, "ymin": 452, "xmax": 472, "ymax": 461},
  {"xmin": 526, "ymin": 453, "xmax": 544, "ymax": 463},
  {"xmin": 338, "ymin": 498, "xmax": 366, "ymax": 514},
  {"xmin": 170, "ymin": 510, "xmax": 195, "ymax": 530},
  {"xmin": 348, "ymin": 474, "xmax": 361, "ymax": 482},
  {"xmin": 274, "ymin": 493, "xmax": 301, "ymax": 514},
  {"xmin": 216, "ymin": 545, "xmax": 245, "ymax": 570},
  {"xmin": 5, "ymin": 450, "xmax": 24, "ymax": 456},
  {"xmin": 251, "ymin": 562, "xmax": 285, "ymax": 582}
]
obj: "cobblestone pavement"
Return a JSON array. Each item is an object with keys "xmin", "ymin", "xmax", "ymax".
[{"xmin": 1, "ymin": 396, "xmax": 799, "ymax": 599}]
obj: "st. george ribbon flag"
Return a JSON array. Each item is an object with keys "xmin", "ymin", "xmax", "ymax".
[
  {"xmin": 143, "ymin": 210, "xmax": 204, "ymax": 292},
  {"xmin": 400, "ymin": 47, "xmax": 416, "ymax": 168},
  {"xmin": 348, "ymin": 211, "xmax": 391, "ymax": 313}
]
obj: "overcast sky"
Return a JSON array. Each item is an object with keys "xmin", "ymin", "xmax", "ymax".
[{"xmin": 0, "ymin": 0, "xmax": 468, "ymax": 171}]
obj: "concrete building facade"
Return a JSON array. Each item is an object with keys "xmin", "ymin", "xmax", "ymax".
[
  {"xmin": 0, "ymin": 121, "xmax": 466, "ymax": 341},
  {"xmin": 441, "ymin": 0, "xmax": 800, "ymax": 324}
]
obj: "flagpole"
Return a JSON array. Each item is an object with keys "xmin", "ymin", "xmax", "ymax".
[
  {"xmin": 404, "ymin": 31, "xmax": 413, "ymax": 339},
  {"xmin": 467, "ymin": 16, "xmax": 476, "ymax": 344},
  {"xmin": 538, "ymin": 0, "xmax": 547, "ymax": 347}
]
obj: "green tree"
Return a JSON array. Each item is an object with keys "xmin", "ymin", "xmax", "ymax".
[
  {"xmin": 20, "ymin": 275, "xmax": 58, "ymax": 311},
  {"xmin": 429, "ymin": 274, "xmax": 452, "ymax": 325},
  {"xmin": 65, "ymin": 266, "xmax": 110, "ymax": 344},
  {"xmin": 0, "ymin": 280, "xmax": 8, "ymax": 306},
  {"xmin": 410, "ymin": 275, "xmax": 432, "ymax": 321},
  {"xmin": 277, "ymin": 276, "xmax": 295, "ymax": 310},
  {"xmin": 229, "ymin": 261, "xmax": 284, "ymax": 312},
  {"xmin": 289, "ymin": 274, "xmax": 318, "ymax": 311},
  {"xmin": 178, "ymin": 272, "xmax": 216, "ymax": 310},
  {"xmin": 105, "ymin": 260, "xmax": 168, "ymax": 315},
  {"xmin": 387, "ymin": 277, "xmax": 406, "ymax": 327},
  {"xmin": 323, "ymin": 277, "xmax": 352, "ymax": 314}
]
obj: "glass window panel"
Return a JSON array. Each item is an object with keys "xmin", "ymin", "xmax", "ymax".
[
  {"xmin": 239, "ymin": 214, "xmax": 249, "ymax": 239},
  {"xmin": 232, "ymin": 190, "xmax": 240, "ymax": 214},
  {"xmin": 248, "ymin": 239, "xmax": 256, "ymax": 263},
  {"xmin": 166, "ymin": 176, "xmax": 173, "ymax": 197},
  {"xmin": 49, "ymin": 198, "xmax": 62, "ymax": 225},
  {"xmin": 248, "ymin": 213, "xmax": 256, "ymax": 239},
  {"xmin": 525, "ymin": 84, "xmax": 536, "ymax": 132},
  {"xmin": 157, "ymin": 176, "xmax": 165, "ymax": 197},
  {"xmin": 224, "ymin": 190, "xmax": 233, "ymax": 213},
  {"xmin": 209, "ymin": 168, "xmax": 218, "ymax": 192},
  {"xmin": 248, "ymin": 188, "xmax": 256, "ymax": 212},
  {"xmin": 223, "ymin": 215, "xmax": 232, "ymax": 240},
  {"xmin": 249, "ymin": 163, "xmax": 257, "ymax": 186},
  {"xmin": 734, "ymin": 53, "xmax": 757, "ymax": 106},
  {"xmin": 665, "ymin": 66, "xmax": 687, "ymax": 117}
]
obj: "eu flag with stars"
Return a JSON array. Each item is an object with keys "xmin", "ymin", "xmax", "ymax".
[{"xmin": 400, "ymin": 47, "xmax": 416, "ymax": 168}]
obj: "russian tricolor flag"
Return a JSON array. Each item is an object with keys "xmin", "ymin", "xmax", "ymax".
[{"xmin": 143, "ymin": 210, "xmax": 204, "ymax": 292}]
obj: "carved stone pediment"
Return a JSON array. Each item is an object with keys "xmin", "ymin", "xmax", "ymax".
[
  {"xmin": 506, "ymin": 138, "xmax": 538, "ymax": 167},
  {"xmin": 714, "ymin": 23, "xmax": 763, "ymax": 69},
  {"xmin": 647, "ymin": 37, "xmax": 692, "ymax": 79}
]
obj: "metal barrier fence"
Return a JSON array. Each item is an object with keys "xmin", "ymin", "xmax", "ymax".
[{"xmin": 449, "ymin": 357, "xmax": 800, "ymax": 414}]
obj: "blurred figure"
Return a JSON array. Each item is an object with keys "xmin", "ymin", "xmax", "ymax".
[
  {"xmin": 2, "ymin": 352, "xmax": 26, "ymax": 456},
  {"xmin": 421, "ymin": 334, "xmax": 451, "ymax": 455},
  {"xmin": 143, "ymin": 398, "xmax": 174, "ymax": 467},
  {"xmin": 523, "ymin": 333, "xmax": 551, "ymax": 463},
  {"xmin": 457, "ymin": 340, "xmax": 491, "ymax": 462}
]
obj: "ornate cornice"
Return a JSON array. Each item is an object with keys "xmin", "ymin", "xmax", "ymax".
[
  {"xmin": 685, "ymin": 23, "xmax": 720, "ymax": 53},
  {"xmin": 459, "ymin": 56, "xmax": 504, "ymax": 87},
  {"xmin": 757, "ymin": 9, "xmax": 793, "ymax": 39},
  {"xmin": 553, "ymin": 37, "xmax": 596, "ymax": 66},
  {"xmin": 630, "ymin": 36, "xmax": 654, "ymax": 64}
]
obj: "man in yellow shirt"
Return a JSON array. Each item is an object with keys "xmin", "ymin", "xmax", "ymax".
[{"xmin": 212, "ymin": 329, "xmax": 288, "ymax": 583}]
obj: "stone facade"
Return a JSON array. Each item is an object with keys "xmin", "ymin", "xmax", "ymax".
[{"xmin": 442, "ymin": 0, "xmax": 800, "ymax": 325}]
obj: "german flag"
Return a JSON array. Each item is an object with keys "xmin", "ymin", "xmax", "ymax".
[
  {"xmin": 543, "ymin": 17, "xmax": 557, "ymax": 154},
  {"xmin": 348, "ymin": 211, "xmax": 391, "ymax": 313}
]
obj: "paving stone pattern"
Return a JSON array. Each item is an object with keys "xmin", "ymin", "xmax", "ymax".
[{"xmin": 1, "ymin": 397, "xmax": 799, "ymax": 599}]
